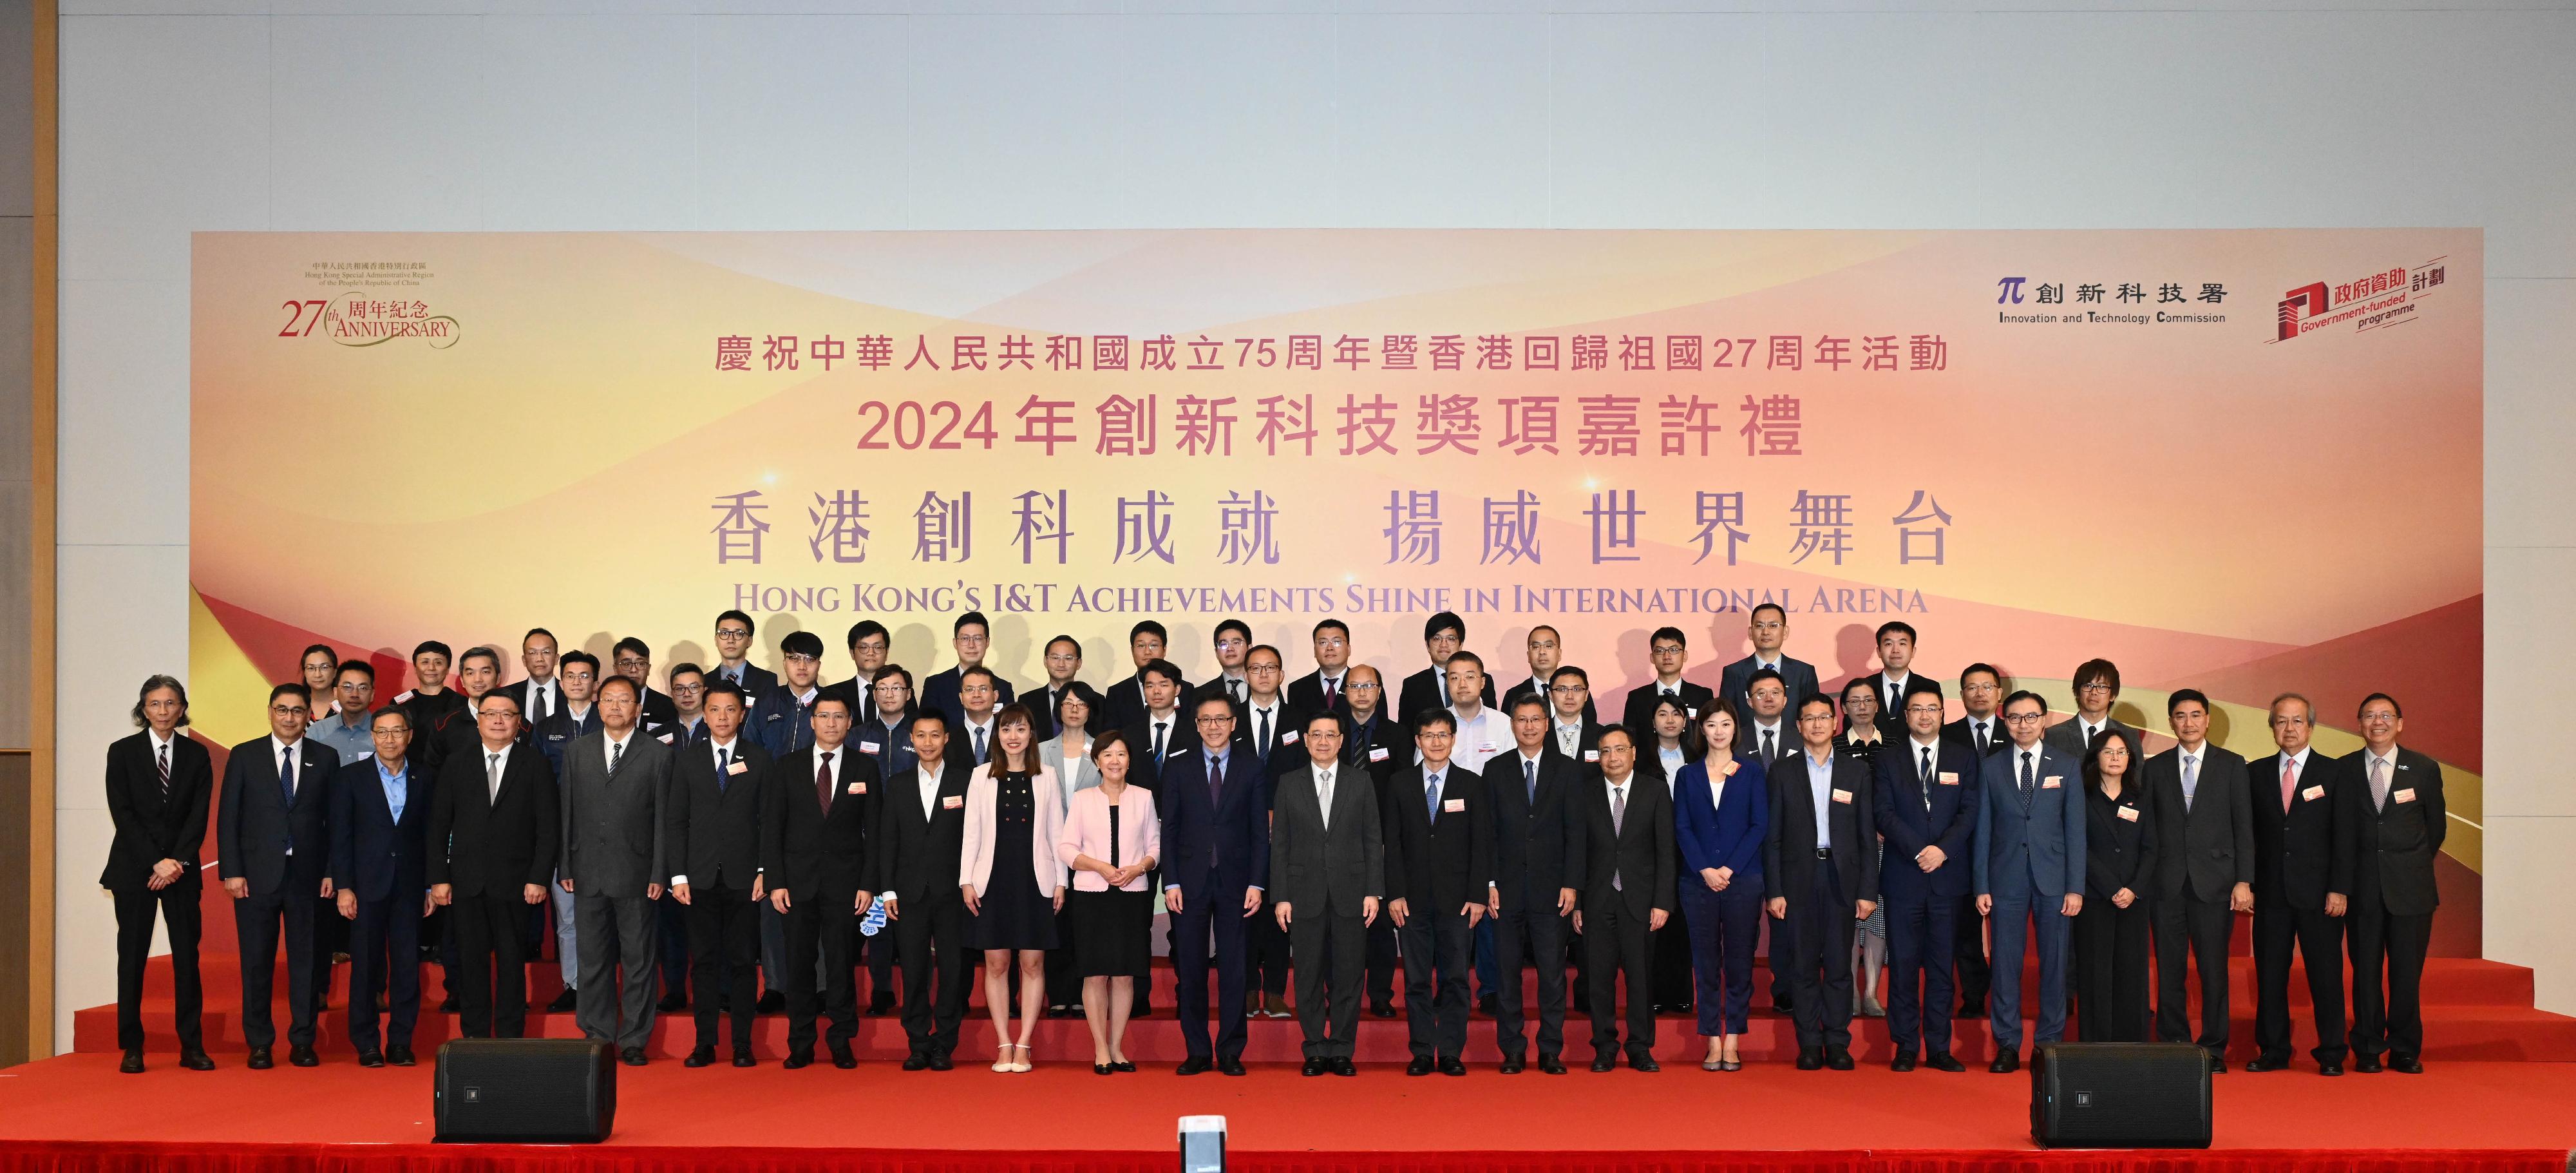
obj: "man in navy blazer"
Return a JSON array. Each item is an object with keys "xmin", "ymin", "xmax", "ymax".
[
  {"xmin": 1157, "ymin": 692, "xmax": 1271, "ymax": 1076},
  {"xmin": 331, "ymin": 705, "xmax": 432, "ymax": 1067},
  {"xmin": 1974, "ymin": 690, "xmax": 2086, "ymax": 1073},
  {"xmin": 1717, "ymin": 603, "xmax": 1822, "ymax": 712},
  {"xmin": 218, "ymin": 683, "xmax": 340, "ymax": 1069},
  {"xmin": 1873, "ymin": 682, "xmax": 1980, "ymax": 1073},
  {"xmin": 917, "ymin": 611, "xmax": 1018, "ymax": 727}
]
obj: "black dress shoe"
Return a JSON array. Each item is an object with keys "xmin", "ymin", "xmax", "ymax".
[
  {"xmin": 734, "ymin": 1049, "xmax": 757, "ymax": 1068},
  {"xmin": 1927, "ymin": 1052, "xmax": 1967, "ymax": 1073},
  {"xmin": 2320, "ymin": 1060, "xmax": 2344, "ymax": 1076},
  {"xmin": 1990, "ymin": 1051, "xmax": 2019, "ymax": 1074},
  {"xmin": 831, "ymin": 1044, "xmax": 857, "ymax": 1069},
  {"xmin": 289, "ymin": 1045, "xmax": 319, "ymax": 1068},
  {"xmin": 1796, "ymin": 1048, "xmax": 1824, "ymax": 1071},
  {"xmin": 2207, "ymin": 1055, "xmax": 2228, "ymax": 1074},
  {"xmin": 1302, "ymin": 1058, "xmax": 1327, "ymax": 1076},
  {"xmin": 657, "ymin": 992, "xmax": 688, "ymax": 1014},
  {"xmin": 1177, "ymin": 1055, "xmax": 1212, "ymax": 1076},
  {"xmin": 1219, "ymin": 1057, "xmax": 1247, "ymax": 1076},
  {"xmin": 867, "ymin": 995, "xmax": 896, "ymax": 1016},
  {"xmin": 902, "ymin": 1054, "xmax": 930, "ymax": 1071},
  {"xmin": 2354, "ymin": 1054, "xmax": 2383, "ymax": 1073},
  {"xmin": 685, "ymin": 1047, "xmax": 715, "ymax": 1068},
  {"xmin": 1499, "ymin": 1055, "xmax": 1526, "ymax": 1074},
  {"xmin": 1825, "ymin": 1047, "xmax": 1855, "ymax": 1071},
  {"xmin": 927, "ymin": 1052, "xmax": 954, "ymax": 1071},
  {"xmin": 546, "ymin": 989, "xmax": 578, "ymax": 1013},
  {"xmin": 783, "ymin": 1050, "xmax": 813, "ymax": 1069},
  {"xmin": 357, "ymin": 1050, "xmax": 386, "ymax": 1068},
  {"xmin": 1956, "ymin": 998, "xmax": 1985, "ymax": 1018},
  {"xmin": 119, "ymin": 1051, "xmax": 145, "ymax": 1074},
  {"xmin": 1890, "ymin": 1053, "xmax": 1916, "ymax": 1072},
  {"xmin": 1369, "ymin": 1003, "xmax": 1397, "ymax": 1018},
  {"xmin": 1439, "ymin": 1056, "xmax": 1467, "ymax": 1076},
  {"xmin": 1590, "ymin": 1055, "xmax": 1617, "ymax": 1073},
  {"xmin": 2392, "ymin": 1056, "xmax": 2424, "ymax": 1074},
  {"xmin": 620, "ymin": 1047, "xmax": 649, "ymax": 1067},
  {"xmin": 247, "ymin": 1047, "xmax": 274, "ymax": 1070},
  {"xmin": 1332, "ymin": 1057, "xmax": 1357, "ymax": 1076},
  {"xmin": 2246, "ymin": 1054, "xmax": 2288, "ymax": 1073},
  {"xmin": 1476, "ymin": 993, "xmax": 1501, "ymax": 1017},
  {"xmin": 386, "ymin": 1044, "xmax": 416, "ymax": 1067},
  {"xmin": 757, "ymin": 991, "xmax": 785, "ymax": 1015},
  {"xmin": 179, "ymin": 1049, "xmax": 216, "ymax": 1071},
  {"xmin": 1540, "ymin": 1055, "xmax": 1567, "ymax": 1075},
  {"xmin": 1406, "ymin": 1056, "xmax": 1435, "ymax": 1076},
  {"xmin": 440, "ymin": 995, "xmax": 461, "ymax": 1013},
  {"xmin": 1628, "ymin": 1054, "xmax": 1660, "ymax": 1073}
]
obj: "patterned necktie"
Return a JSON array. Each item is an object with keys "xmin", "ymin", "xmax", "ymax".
[
  {"xmin": 610, "ymin": 738, "xmax": 624, "ymax": 777},
  {"xmin": 1919, "ymin": 745, "xmax": 1935, "ymax": 812},
  {"xmin": 974, "ymin": 726, "xmax": 987, "ymax": 765},
  {"xmin": 156, "ymin": 741, "xmax": 170, "ymax": 797},
  {"xmin": 2280, "ymin": 757, "xmax": 2297, "ymax": 814},
  {"xmin": 817, "ymin": 750, "xmax": 836, "ymax": 813},
  {"xmin": 1610, "ymin": 784, "xmax": 1627, "ymax": 890},
  {"xmin": 1153, "ymin": 721, "xmax": 1168, "ymax": 766},
  {"xmin": 1208, "ymin": 754, "xmax": 1225, "ymax": 806},
  {"xmin": 1426, "ymin": 772, "xmax": 1442, "ymax": 823},
  {"xmin": 2371, "ymin": 756, "xmax": 2389, "ymax": 810},
  {"xmin": 2018, "ymin": 750, "xmax": 2034, "ymax": 802},
  {"xmin": 716, "ymin": 747, "xmax": 732, "ymax": 794},
  {"xmin": 2182, "ymin": 753, "xmax": 2199, "ymax": 811}
]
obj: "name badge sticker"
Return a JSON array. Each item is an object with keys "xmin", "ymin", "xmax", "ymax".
[
  {"xmin": 2394, "ymin": 788, "xmax": 2416, "ymax": 803},
  {"xmin": 1442, "ymin": 798, "xmax": 1467, "ymax": 813},
  {"xmin": 2301, "ymin": 785, "xmax": 2324, "ymax": 801},
  {"xmin": 942, "ymin": 795, "xmax": 964, "ymax": 810},
  {"xmin": 1368, "ymin": 747, "xmax": 1390, "ymax": 763},
  {"xmin": 1282, "ymin": 730, "xmax": 1300, "ymax": 744},
  {"xmin": 726, "ymin": 761, "xmax": 748, "ymax": 776},
  {"xmin": 2117, "ymin": 806, "xmax": 2140, "ymax": 823},
  {"xmin": 858, "ymin": 740, "xmax": 882, "ymax": 754},
  {"xmin": 1584, "ymin": 750, "xmax": 1600, "ymax": 762},
  {"xmin": 1830, "ymin": 788, "xmax": 1853, "ymax": 804},
  {"xmin": 1938, "ymin": 771, "xmax": 1960, "ymax": 785},
  {"xmin": 2041, "ymin": 776, "xmax": 2063, "ymax": 789},
  {"xmin": 848, "ymin": 782, "xmax": 867, "ymax": 795}
]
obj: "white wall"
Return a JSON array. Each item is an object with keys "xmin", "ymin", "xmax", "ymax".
[{"xmin": 54, "ymin": 0, "xmax": 2576, "ymax": 1048}]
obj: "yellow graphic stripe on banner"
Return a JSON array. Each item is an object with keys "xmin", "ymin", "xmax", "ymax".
[{"xmin": 187, "ymin": 587, "xmax": 277, "ymax": 750}]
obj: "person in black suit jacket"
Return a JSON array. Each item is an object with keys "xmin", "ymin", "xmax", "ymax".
[
  {"xmin": 1484, "ymin": 694, "xmax": 1586, "ymax": 1073},
  {"xmin": 1732, "ymin": 668, "xmax": 1797, "ymax": 763},
  {"xmin": 1850, "ymin": 621, "xmax": 1928, "ymax": 739},
  {"xmin": 1156, "ymin": 693, "xmax": 1271, "ymax": 1075},
  {"xmin": 1717, "ymin": 603, "xmax": 1823, "ymax": 712},
  {"xmin": 876, "ymin": 715, "xmax": 978, "ymax": 1069},
  {"xmin": 1192, "ymin": 618, "xmax": 1258, "ymax": 716},
  {"xmin": 2073, "ymin": 726, "xmax": 2156, "ymax": 1045},
  {"xmin": 667, "ymin": 681, "xmax": 772, "ymax": 1065},
  {"xmin": 1620, "ymin": 625, "xmax": 1716, "ymax": 739},
  {"xmin": 2344, "ymin": 693, "xmax": 2443, "ymax": 1073},
  {"xmin": 708, "ymin": 609, "xmax": 782, "ymax": 701},
  {"xmin": 1503, "ymin": 625, "xmax": 1598, "ymax": 727},
  {"xmin": 1542, "ymin": 665, "xmax": 1610, "ymax": 765},
  {"xmin": 1399, "ymin": 610, "xmax": 1493, "ymax": 723},
  {"xmin": 1271, "ymin": 713, "xmax": 1384, "ymax": 1074},
  {"xmin": 2144, "ymin": 689, "xmax": 2255, "ymax": 1072},
  {"xmin": 1337, "ymin": 665, "xmax": 1409, "ymax": 1016},
  {"xmin": 1024, "ymin": 634, "xmax": 1101, "ymax": 743},
  {"xmin": 918, "ymin": 611, "xmax": 1018, "ymax": 727},
  {"xmin": 1102, "ymin": 620, "xmax": 1187, "ymax": 731},
  {"xmin": 761, "ymin": 693, "xmax": 880, "ymax": 1068},
  {"xmin": 500, "ymin": 628, "xmax": 565, "ymax": 730},
  {"xmin": 2246, "ymin": 693, "xmax": 2353, "ymax": 1074},
  {"xmin": 609, "ymin": 637, "xmax": 683, "ymax": 731},
  {"xmin": 330, "ymin": 706, "xmax": 432, "ymax": 1067},
  {"xmin": 1875, "ymin": 682, "xmax": 1981, "ymax": 1071},
  {"xmin": 218, "ymin": 683, "xmax": 339, "ymax": 1069},
  {"xmin": 1768, "ymin": 694, "xmax": 1880, "ymax": 1069},
  {"xmin": 1285, "ymin": 618, "xmax": 1358, "ymax": 720},
  {"xmin": 104, "ymin": 676, "xmax": 217, "ymax": 1073},
  {"xmin": 1939, "ymin": 662, "xmax": 2007, "ymax": 1018},
  {"xmin": 426, "ymin": 692, "xmax": 560, "ymax": 1041},
  {"xmin": 1575, "ymin": 727, "xmax": 1673, "ymax": 1071},
  {"xmin": 1382, "ymin": 709, "xmax": 1495, "ymax": 1076}
]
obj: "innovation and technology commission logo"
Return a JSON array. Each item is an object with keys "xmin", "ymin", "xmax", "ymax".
[
  {"xmin": 278, "ymin": 260, "xmax": 459, "ymax": 349},
  {"xmin": 2273, "ymin": 255, "xmax": 2451, "ymax": 343}
]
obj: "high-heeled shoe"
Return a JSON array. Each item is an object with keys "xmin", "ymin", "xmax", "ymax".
[
  {"xmin": 1111, "ymin": 1058, "xmax": 1135, "ymax": 1073},
  {"xmin": 1007, "ymin": 1043, "xmax": 1033, "ymax": 1073},
  {"xmin": 1094, "ymin": 1062, "xmax": 1115, "ymax": 1075}
]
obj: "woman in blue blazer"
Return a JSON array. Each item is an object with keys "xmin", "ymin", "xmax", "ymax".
[{"xmin": 1673, "ymin": 697, "xmax": 1770, "ymax": 1071}]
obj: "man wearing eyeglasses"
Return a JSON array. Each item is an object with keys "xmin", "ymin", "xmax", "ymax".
[
  {"xmin": 1339, "ymin": 664, "xmax": 1408, "ymax": 1016},
  {"xmin": 611, "ymin": 637, "xmax": 681, "ymax": 734},
  {"xmin": 1504, "ymin": 625, "xmax": 1598, "ymax": 725},
  {"xmin": 1718, "ymin": 604, "xmax": 1820, "ymax": 715},
  {"xmin": 667, "ymin": 665, "xmax": 711, "ymax": 748},
  {"xmin": 1287, "ymin": 618, "xmax": 1356, "ymax": 719},
  {"xmin": 219, "ymin": 683, "xmax": 341, "ymax": 1070},
  {"xmin": 1104, "ymin": 621, "xmax": 1188, "ymax": 730},
  {"xmin": 1193, "ymin": 619, "xmax": 1258, "ymax": 718},
  {"xmin": 919, "ymin": 611, "xmax": 1017, "ymax": 727},
  {"xmin": 2044, "ymin": 658, "xmax": 2145, "ymax": 765},
  {"xmin": 1620, "ymin": 625, "xmax": 1714, "ymax": 740},
  {"xmin": 1875, "ymin": 682, "xmax": 1979, "ymax": 1073},
  {"xmin": 755, "ymin": 631, "xmax": 831, "ymax": 758},
  {"xmin": 1157, "ymin": 692, "xmax": 1269, "ymax": 1076},
  {"xmin": 708, "ymin": 610, "xmax": 781, "ymax": 700},
  {"xmin": 1025, "ymin": 634, "xmax": 1094, "ymax": 743},
  {"xmin": 821, "ymin": 620, "xmax": 889, "ymax": 717},
  {"xmin": 1975, "ymin": 690, "xmax": 2086, "ymax": 1074},
  {"xmin": 2341, "ymin": 692, "xmax": 2444, "ymax": 1074},
  {"xmin": 332, "ymin": 705, "xmax": 432, "ymax": 1068},
  {"xmin": 1940, "ymin": 663, "xmax": 2009, "ymax": 1018},
  {"xmin": 500, "ymin": 628, "xmax": 565, "ymax": 729},
  {"xmin": 1400, "ymin": 611, "xmax": 1496, "ymax": 724}
]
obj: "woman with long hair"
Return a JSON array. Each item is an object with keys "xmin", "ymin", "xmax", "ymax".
[
  {"xmin": 961, "ymin": 703, "xmax": 1067, "ymax": 1071},
  {"xmin": 2074, "ymin": 730, "xmax": 2156, "ymax": 1042}
]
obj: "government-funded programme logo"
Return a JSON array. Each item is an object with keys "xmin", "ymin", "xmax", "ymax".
[
  {"xmin": 279, "ymin": 259, "xmax": 459, "ymax": 348},
  {"xmin": 2274, "ymin": 256, "xmax": 2448, "ymax": 343}
]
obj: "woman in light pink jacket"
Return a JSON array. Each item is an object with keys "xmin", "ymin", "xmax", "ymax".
[
  {"xmin": 960, "ymin": 705, "xmax": 1067, "ymax": 1072},
  {"xmin": 1056, "ymin": 730, "xmax": 1160, "ymax": 1073}
]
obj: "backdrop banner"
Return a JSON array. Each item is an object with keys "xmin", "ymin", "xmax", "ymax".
[{"xmin": 190, "ymin": 228, "xmax": 2483, "ymax": 948}]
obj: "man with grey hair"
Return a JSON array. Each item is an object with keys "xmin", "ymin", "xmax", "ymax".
[{"xmin": 560, "ymin": 673, "xmax": 676, "ymax": 1065}]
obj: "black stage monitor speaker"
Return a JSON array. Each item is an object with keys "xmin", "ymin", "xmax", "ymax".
[
  {"xmin": 2031, "ymin": 1042, "xmax": 2212, "ymax": 1149},
  {"xmin": 433, "ymin": 1038, "xmax": 616, "ymax": 1144}
]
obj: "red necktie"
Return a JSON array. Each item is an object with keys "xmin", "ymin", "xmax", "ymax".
[{"xmin": 817, "ymin": 751, "xmax": 835, "ymax": 814}]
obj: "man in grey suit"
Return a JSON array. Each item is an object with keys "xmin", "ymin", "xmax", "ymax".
[
  {"xmin": 1975, "ymin": 690, "xmax": 2086, "ymax": 1074},
  {"xmin": 2144, "ymin": 688, "xmax": 2255, "ymax": 1073},
  {"xmin": 2043, "ymin": 658, "xmax": 2146, "ymax": 765},
  {"xmin": 1272, "ymin": 712, "xmax": 1384, "ymax": 1076},
  {"xmin": 558, "ymin": 674, "xmax": 674, "ymax": 1065}
]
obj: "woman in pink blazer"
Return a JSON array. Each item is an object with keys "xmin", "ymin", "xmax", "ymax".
[
  {"xmin": 1056, "ymin": 730, "xmax": 1160, "ymax": 1073},
  {"xmin": 960, "ymin": 705, "xmax": 1068, "ymax": 1071}
]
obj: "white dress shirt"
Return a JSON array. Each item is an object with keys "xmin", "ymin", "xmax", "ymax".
[{"xmin": 1442, "ymin": 705, "xmax": 1511, "ymax": 774}]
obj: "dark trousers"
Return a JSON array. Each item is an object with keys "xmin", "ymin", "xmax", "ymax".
[
  {"xmin": 1247, "ymin": 897, "xmax": 1292, "ymax": 1000},
  {"xmin": 869, "ymin": 922, "xmax": 902, "ymax": 1007},
  {"xmin": 1492, "ymin": 901, "xmax": 1569, "ymax": 1058},
  {"xmin": 685, "ymin": 883, "xmax": 760, "ymax": 1051},
  {"xmin": 656, "ymin": 890, "xmax": 692, "ymax": 1002},
  {"xmin": 348, "ymin": 895, "xmax": 422, "ymax": 1052},
  {"xmin": 1782, "ymin": 863, "xmax": 1856, "ymax": 1051},
  {"xmin": 2072, "ymin": 895, "xmax": 2152, "ymax": 1043},
  {"xmin": 1765, "ymin": 913, "xmax": 1795, "ymax": 1010},
  {"xmin": 1955, "ymin": 893, "xmax": 1991, "ymax": 1010},
  {"xmin": 1170, "ymin": 882, "xmax": 1251, "ymax": 1060},
  {"xmin": 114, "ymin": 884, "xmax": 203, "ymax": 1052},
  {"xmin": 1365, "ymin": 920, "xmax": 1400, "ymax": 1009},
  {"xmin": 232, "ymin": 884, "xmax": 319, "ymax": 1049},
  {"xmin": 896, "ymin": 893, "xmax": 971, "ymax": 1058},
  {"xmin": 782, "ymin": 894, "xmax": 859, "ymax": 1054},
  {"xmin": 1583, "ymin": 899, "xmax": 1655, "ymax": 1058},
  {"xmin": 1287, "ymin": 908, "xmax": 1365, "ymax": 1059},
  {"xmin": 1397, "ymin": 908, "xmax": 1473, "ymax": 1060},
  {"xmin": 1653, "ymin": 866, "xmax": 1695, "ymax": 1009},
  {"xmin": 2253, "ymin": 897, "xmax": 2348, "ymax": 1063},
  {"xmin": 2347, "ymin": 889, "xmax": 2432, "ymax": 1062},
  {"xmin": 1886, "ymin": 891, "xmax": 1960, "ymax": 1055},
  {"xmin": 2152, "ymin": 889, "xmax": 2235, "ymax": 1050},
  {"xmin": 1682, "ymin": 882, "xmax": 1763, "ymax": 1037},
  {"xmin": 312, "ymin": 894, "xmax": 344, "ymax": 1006},
  {"xmin": 451, "ymin": 891, "xmax": 530, "ymax": 1038}
]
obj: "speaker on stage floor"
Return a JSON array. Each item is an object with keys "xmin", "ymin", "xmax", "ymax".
[
  {"xmin": 433, "ymin": 1038, "xmax": 617, "ymax": 1144},
  {"xmin": 2031, "ymin": 1042, "xmax": 2211, "ymax": 1149}
]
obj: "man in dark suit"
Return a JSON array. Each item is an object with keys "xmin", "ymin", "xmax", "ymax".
[
  {"xmin": 2344, "ymin": 692, "xmax": 2444, "ymax": 1074},
  {"xmin": 1399, "ymin": 611, "xmax": 1493, "ymax": 723},
  {"xmin": 1503, "ymin": 625, "xmax": 1598, "ymax": 726},
  {"xmin": 218, "ymin": 682, "xmax": 339, "ymax": 1071},
  {"xmin": 1338, "ymin": 664, "xmax": 1408, "ymax": 1016},
  {"xmin": 875, "ymin": 714, "xmax": 975, "ymax": 1069},
  {"xmin": 667, "ymin": 680, "xmax": 772, "ymax": 1067},
  {"xmin": 2044, "ymin": 657, "xmax": 2147, "ymax": 765},
  {"xmin": 1850, "ymin": 621, "xmax": 1927, "ymax": 738},
  {"xmin": 1157, "ymin": 692, "xmax": 1270, "ymax": 1076},
  {"xmin": 1733, "ymin": 668, "xmax": 1796, "ymax": 763},
  {"xmin": 918, "ymin": 611, "xmax": 1017, "ymax": 727},
  {"xmin": 1621, "ymin": 625, "xmax": 1715, "ymax": 738},
  {"xmin": 1285, "ymin": 618, "xmax": 1357, "ymax": 720},
  {"xmin": 761, "ymin": 692, "xmax": 879, "ymax": 1069},
  {"xmin": 1575, "ymin": 726, "xmax": 1673, "ymax": 1071},
  {"xmin": 1485, "ymin": 694, "xmax": 1585, "ymax": 1074},
  {"xmin": 559, "ymin": 675, "xmax": 676, "ymax": 1065},
  {"xmin": 427, "ymin": 691, "xmax": 559, "ymax": 1041},
  {"xmin": 330, "ymin": 705, "xmax": 431, "ymax": 1068},
  {"xmin": 1272, "ymin": 712, "xmax": 1383, "ymax": 1076},
  {"xmin": 1382, "ymin": 709, "xmax": 1494, "ymax": 1076},
  {"xmin": 610, "ymin": 637, "xmax": 682, "ymax": 731},
  {"xmin": 1940, "ymin": 662, "xmax": 2008, "ymax": 1018},
  {"xmin": 1103, "ymin": 620, "xmax": 1186, "ymax": 730},
  {"xmin": 2144, "ymin": 688, "xmax": 2255, "ymax": 1073},
  {"xmin": 1025, "ymin": 634, "xmax": 1097, "ymax": 742},
  {"xmin": 1873, "ymin": 682, "xmax": 1978, "ymax": 1073},
  {"xmin": 1975, "ymin": 690, "xmax": 2087, "ymax": 1073},
  {"xmin": 500, "ymin": 627, "xmax": 565, "ymax": 729},
  {"xmin": 2248, "ymin": 692, "xmax": 2351, "ymax": 1076},
  {"xmin": 1193, "ymin": 618, "xmax": 1257, "ymax": 714},
  {"xmin": 1119, "ymin": 659, "xmax": 1191, "ymax": 787},
  {"xmin": 1718, "ymin": 603, "xmax": 1821, "ymax": 713},
  {"xmin": 755, "ymin": 630, "xmax": 831, "ymax": 758},
  {"xmin": 1542, "ymin": 665, "xmax": 1609, "ymax": 765},
  {"xmin": 104, "ymin": 675, "xmax": 216, "ymax": 1073},
  {"xmin": 708, "ymin": 609, "xmax": 782, "ymax": 700},
  {"xmin": 1768, "ymin": 694, "xmax": 1879, "ymax": 1071},
  {"xmin": 1238, "ymin": 644, "xmax": 1302, "ymax": 1018}
]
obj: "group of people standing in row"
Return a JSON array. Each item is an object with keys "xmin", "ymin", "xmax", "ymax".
[{"xmin": 103, "ymin": 607, "xmax": 2445, "ymax": 1080}]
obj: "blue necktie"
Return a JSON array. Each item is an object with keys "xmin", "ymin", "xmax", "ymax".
[
  {"xmin": 716, "ymin": 747, "xmax": 731, "ymax": 793},
  {"xmin": 1426, "ymin": 772, "xmax": 1442, "ymax": 822},
  {"xmin": 1524, "ymin": 758, "xmax": 1537, "ymax": 805}
]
